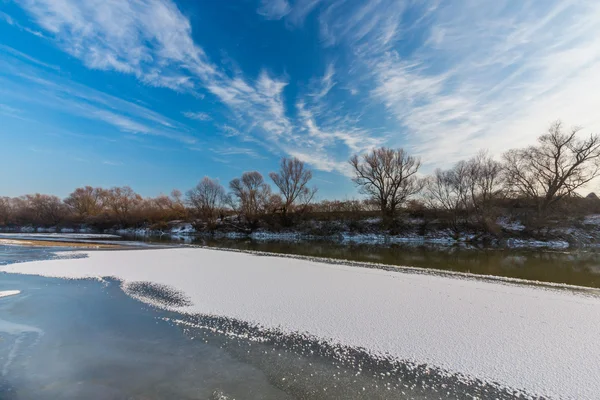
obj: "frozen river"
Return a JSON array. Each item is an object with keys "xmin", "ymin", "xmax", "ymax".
[{"xmin": 1, "ymin": 244, "xmax": 599, "ymax": 399}]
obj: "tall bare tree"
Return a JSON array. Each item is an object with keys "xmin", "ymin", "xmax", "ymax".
[
  {"xmin": 426, "ymin": 152, "xmax": 504, "ymax": 232},
  {"xmin": 503, "ymin": 121, "xmax": 600, "ymax": 212},
  {"xmin": 186, "ymin": 177, "xmax": 226, "ymax": 222},
  {"xmin": 229, "ymin": 171, "xmax": 272, "ymax": 225},
  {"xmin": 349, "ymin": 147, "xmax": 423, "ymax": 219},
  {"xmin": 269, "ymin": 157, "xmax": 317, "ymax": 216},
  {"xmin": 425, "ymin": 162, "xmax": 471, "ymax": 232},
  {"xmin": 466, "ymin": 151, "xmax": 504, "ymax": 223},
  {"xmin": 64, "ymin": 186, "xmax": 105, "ymax": 219},
  {"xmin": 21, "ymin": 194, "xmax": 68, "ymax": 226},
  {"xmin": 0, "ymin": 197, "xmax": 12, "ymax": 226},
  {"xmin": 103, "ymin": 187, "xmax": 142, "ymax": 225},
  {"xmin": 151, "ymin": 190, "xmax": 187, "ymax": 221}
]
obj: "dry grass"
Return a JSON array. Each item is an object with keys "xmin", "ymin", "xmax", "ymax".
[{"xmin": 0, "ymin": 238, "xmax": 122, "ymax": 249}]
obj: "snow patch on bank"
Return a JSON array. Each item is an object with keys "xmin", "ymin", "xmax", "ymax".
[
  {"xmin": 0, "ymin": 233, "xmax": 121, "ymax": 240},
  {"xmin": 340, "ymin": 231, "xmax": 457, "ymax": 245},
  {"xmin": 497, "ymin": 217, "xmax": 526, "ymax": 231},
  {"xmin": 170, "ymin": 223, "xmax": 195, "ymax": 235},
  {"xmin": 0, "ymin": 290, "xmax": 21, "ymax": 298},
  {"xmin": 1, "ymin": 248, "xmax": 599, "ymax": 399},
  {"xmin": 583, "ymin": 214, "xmax": 600, "ymax": 225},
  {"xmin": 506, "ymin": 238, "xmax": 570, "ymax": 249}
]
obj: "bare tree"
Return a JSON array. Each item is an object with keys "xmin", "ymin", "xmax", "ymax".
[
  {"xmin": 425, "ymin": 162, "xmax": 471, "ymax": 232},
  {"xmin": 64, "ymin": 186, "xmax": 104, "ymax": 219},
  {"xmin": 151, "ymin": 191, "xmax": 187, "ymax": 221},
  {"xmin": 169, "ymin": 189, "xmax": 187, "ymax": 219},
  {"xmin": 0, "ymin": 197, "xmax": 12, "ymax": 226},
  {"xmin": 186, "ymin": 177, "xmax": 226, "ymax": 222},
  {"xmin": 503, "ymin": 121, "xmax": 600, "ymax": 212},
  {"xmin": 349, "ymin": 147, "xmax": 424, "ymax": 219},
  {"xmin": 20, "ymin": 194, "xmax": 68, "ymax": 226},
  {"xmin": 229, "ymin": 171, "xmax": 272, "ymax": 225},
  {"xmin": 269, "ymin": 157, "xmax": 317, "ymax": 216},
  {"xmin": 171, "ymin": 189, "xmax": 184, "ymax": 206},
  {"xmin": 267, "ymin": 193, "xmax": 284, "ymax": 214},
  {"xmin": 426, "ymin": 152, "xmax": 504, "ymax": 233},
  {"xmin": 103, "ymin": 187, "xmax": 142, "ymax": 225},
  {"xmin": 466, "ymin": 151, "xmax": 504, "ymax": 223}
]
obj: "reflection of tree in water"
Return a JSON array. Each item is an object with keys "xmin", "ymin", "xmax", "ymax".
[{"xmin": 189, "ymin": 238, "xmax": 600, "ymax": 288}]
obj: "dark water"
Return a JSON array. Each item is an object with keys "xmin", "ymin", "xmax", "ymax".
[
  {"xmin": 4, "ymin": 232, "xmax": 600, "ymax": 288},
  {"xmin": 0, "ymin": 246, "xmax": 525, "ymax": 399},
  {"xmin": 127, "ymin": 236, "xmax": 600, "ymax": 288},
  {"xmin": 0, "ymin": 244, "xmax": 70, "ymax": 265}
]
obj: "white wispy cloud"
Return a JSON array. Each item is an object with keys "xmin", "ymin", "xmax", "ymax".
[
  {"xmin": 102, "ymin": 160, "xmax": 123, "ymax": 166},
  {"xmin": 0, "ymin": 44, "xmax": 60, "ymax": 70},
  {"xmin": 319, "ymin": 0, "xmax": 407, "ymax": 52},
  {"xmin": 310, "ymin": 62, "xmax": 335, "ymax": 100},
  {"xmin": 0, "ymin": 103, "xmax": 23, "ymax": 115},
  {"xmin": 183, "ymin": 111, "xmax": 211, "ymax": 121},
  {"xmin": 204, "ymin": 70, "xmax": 296, "ymax": 161},
  {"xmin": 16, "ymin": 0, "xmax": 598, "ymax": 179},
  {"xmin": 257, "ymin": 0, "xmax": 322, "ymax": 26},
  {"xmin": 16, "ymin": 0, "xmax": 295, "ymax": 150},
  {"xmin": 0, "ymin": 56, "xmax": 197, "ymax": 144},
  {"xmin": 220, "ymin": 125, "xmax": 241, "ymax": 137},
  {"xmin": 296, "ymin": 101, "xmax": 379, "ymax": 154},
  {"xmin": 260, "ymin": 0, "xmax": 408, "ymax": 52},
  {"xmin": 0, "ymin": 11, "xmax": 14, "ymax": 25},
  {"xmin": 18, "ymin": 0, "xmax": 215, "ymax": 92},
  {"xmin": 29, "ymin": 147, "xmax": 53, "ymax": 154},
  {"xmin": 92, "ymin": 110, "xmax": 155, "ymax": 134},
  {"xmin": 257, "ymin": 0, "xmax": 291, "ymax": 20},
  {"xmin": 0, "ymin": 102, "xmax": 38, "ymax": 123},
  {"xmin": 365, "ymin": 1, "xmax": 600, "ymax": 165},
  {"xmin": 275, "ymin": 0, "xmax": 600, "ymax": 167},
  {"xmin": 210, "ymin": 146, "xmax": 263, "ymax": 159},
  {"xmin": 14, "ymin": 0, "xmax": 378, "ymax": 175},
  {"xmin": 289, "ymin": 100, "xmax": 382, "ymax": 175},
  {"xmin": 0, "ymin": 10, "xmax": 46, "ymax": 37}
]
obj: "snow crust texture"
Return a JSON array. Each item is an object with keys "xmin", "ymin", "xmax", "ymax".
[{"xmin": 1, "ymin": 248, "xmax": 599, "ymax": 399}]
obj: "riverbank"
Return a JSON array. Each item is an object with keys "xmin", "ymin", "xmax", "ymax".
[
  {"xmin": 0, "ymin": 238, "xmax": 122, "ymax": 249},
  {"xmin": 4, "ymin": 232, "xmax": 600, "ymax": 288},
  {"xmin": 2, "ymin": 247, "xmax": 599, "ymax": 399},
  {"xmin": 7, "ymin": 214, "xmax": 600, "ymax": 249}
]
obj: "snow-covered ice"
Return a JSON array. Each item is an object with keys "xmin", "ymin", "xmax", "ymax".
[
  {"xmin": 1, "ymin": 248, "xmax": 599, "ymax": 399},
  {"xmin": 0, "ymin": 233, "xmax": 121, "ymax": 240},
  {"xmin": 0, "ymin": 290, "xmax": 21, "ymax": 298}
]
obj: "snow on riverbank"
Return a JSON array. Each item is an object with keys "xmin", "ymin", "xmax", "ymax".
[
  {"xmin": 0, "ymin": 233, "xmax": 121, "ymax": 240},
  {"xmin": 1, "ymin": 248, "xmax": 599, "ymax": 399},
  {"xmin": 0, "ymin": 290, "xmax": 21, "ymax": 298},
  {"xmin": 505, "ymin": 238, "xmax": 570, "ymax": 249}
]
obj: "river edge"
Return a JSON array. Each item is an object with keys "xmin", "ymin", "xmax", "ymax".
[
  {"xmin": 3, "ymin": 247, "xmax": 600, "ymax": 399},
  {"xmin": 1, "ymin": 224, "xmax": 588, "ymax": 250},
  {"xmin": 4, "ymin": 231, "xmax": 600, "ymax": 289},
  {"xmin": 0, "ymin": 238, "xmax": 124, "ymax": 249},
  {"xmin": 0, "ymin": 272, "xmax": 530, "ymax": 400}
]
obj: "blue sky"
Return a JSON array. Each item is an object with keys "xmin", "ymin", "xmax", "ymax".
[{"xmin": 1, "ymin": 0, "xmax": 600, "ymax": 199}]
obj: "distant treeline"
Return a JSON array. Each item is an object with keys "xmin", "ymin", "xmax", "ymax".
[{"xmin": 2, "ymin": 121, "xmax": 600, "ymax": 234}]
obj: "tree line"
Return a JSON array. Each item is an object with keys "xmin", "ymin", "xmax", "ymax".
[{"xmin": 1, "ymin": 121, "xmax": 599, "ymax": 234}]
